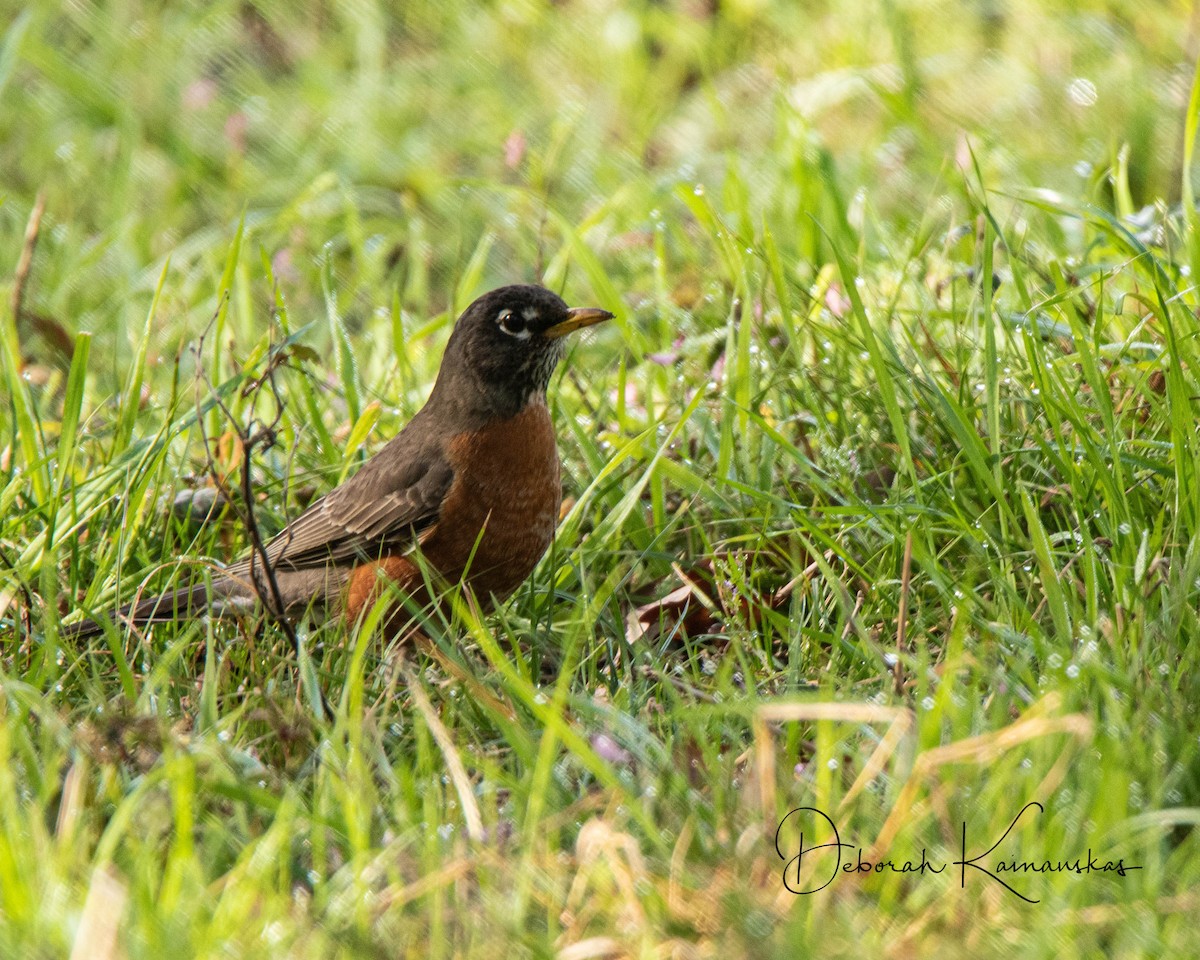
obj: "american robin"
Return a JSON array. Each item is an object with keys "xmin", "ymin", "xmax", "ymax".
[{"xmin": 68, "ymin": 284, "xmax": 613, "ymax": 637}]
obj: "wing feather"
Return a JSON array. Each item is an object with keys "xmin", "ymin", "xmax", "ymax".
[{"xmin": 225, "ymin": 427, "xmax": 453, "ymax": 577}]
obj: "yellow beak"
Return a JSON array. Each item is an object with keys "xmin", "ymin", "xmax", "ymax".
[{"xmin": 543, "ymin": 306, "xmax": 614, "ymax": 340}]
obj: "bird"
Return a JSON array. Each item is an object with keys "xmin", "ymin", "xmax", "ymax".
[{"xmin": 67, "ymin": 284, "xmax": 613, "ymax": 639}]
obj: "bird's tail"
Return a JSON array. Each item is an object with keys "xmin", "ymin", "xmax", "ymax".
[{"xmin": 62, "ymin": 580, "xmax": 245, "ymax": 639}]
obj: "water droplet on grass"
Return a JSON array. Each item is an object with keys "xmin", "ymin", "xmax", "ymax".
[{"xmin": 1067, "ymin": 77, "xmax": 1098, "ymax": 107}]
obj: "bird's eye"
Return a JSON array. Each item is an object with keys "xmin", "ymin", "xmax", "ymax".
[{"xmin": 496, "ymin": 308, "xmax": 531, "ymax": 338}]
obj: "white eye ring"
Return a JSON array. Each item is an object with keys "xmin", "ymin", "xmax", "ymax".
[{"xmin": 496, "ymin": 308, "xmax": 532, "ymax": 339}]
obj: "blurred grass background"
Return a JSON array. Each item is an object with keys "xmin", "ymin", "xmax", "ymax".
[{"xmin": 2, "ymin": 0, "xmax": 1200, "ymax": 957}]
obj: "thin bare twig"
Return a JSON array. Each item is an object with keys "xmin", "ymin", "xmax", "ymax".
[
  {"xmin": 191, "ymin": 316, "xmax": 300, "ymax": 658},
  {"xmin": 186, "ymin": 304, "xmax": 339, "ymax": 716}
]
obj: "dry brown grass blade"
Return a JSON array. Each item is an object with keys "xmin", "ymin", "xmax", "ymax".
[
  {"xmin": 11, "ymin": 191, "xmax": 45, "ymax": 328},
  {"xmin": 372, "ymin": 855, "xmax": 476, "ymax": 913},
  {"xmin": 69, "ymin": 865, "xmax": 127, "ymax": 960},
  {"xmin": 0, "ymin": 584, "xmax": 19, "ymax": 636},
  {"xmin": 55, "ymin": 760, "xmax": 88, "ymax": 845},
  {"xmin": 663, "ymin": 817, "xmax": 728, "ymax": 936},
  {"xmin": 556, "ymin": 937, "xmax": 627, "ymax": 960},
  {"xmin": 839, "ymin": 709, "xmax": 914, "ymax": 812},
  {"xmin": 666, "ymin": 816, "xmax": 695, "ymax": 922},
  {"xmin": 403, "ymin": 665, "xmax": 485, "ymax": 842},
  {"xmin": 867, "ymin": 692, "xmax": 1092, "ymax": 861},
  {"xmin": 770, "ymin": 556, "xmax": 823, "ymax": 607},
  {"xmin": 413, "ymin": 634, "xmax": 518, "ymax": 722},
  {"xmin": 560, "ymin": 818, "xmax": 648, "ymax": 942},
  {"xmin": 1071, "ymin": 891, "xmax": 1199, "ymax": 925},
  {"xmin": 753, "ymin": 702, "xmax": 913, "ymax": 833}
]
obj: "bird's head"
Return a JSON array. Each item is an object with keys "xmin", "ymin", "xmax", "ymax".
[{"xmin": 433, "ymin": 284, "xmax": 613, "ymax": 418}]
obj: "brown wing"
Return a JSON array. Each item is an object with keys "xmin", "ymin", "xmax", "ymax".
[{"xmin": 225, "ymin": 425, "xmax": 454, "ymax": 577}]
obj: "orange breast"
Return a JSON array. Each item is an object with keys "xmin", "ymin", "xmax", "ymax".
[{"xmin": 343, "ymin": 401, "xmax": 561, "ymax": 628}]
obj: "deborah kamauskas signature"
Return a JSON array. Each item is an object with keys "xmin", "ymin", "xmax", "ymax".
[{"xmin": 774, "ymin": 803, "xmax": 1140, "ymax": 904}]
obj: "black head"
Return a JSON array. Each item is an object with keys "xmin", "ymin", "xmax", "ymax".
[{"xmin": 430, "ymin": 284, "xmax": 612, "ymax": 419}]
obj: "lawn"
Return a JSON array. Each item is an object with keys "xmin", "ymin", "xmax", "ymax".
[{"xmin": 2, "ymin": 0, "xmax": 1199, "ymax": 956}]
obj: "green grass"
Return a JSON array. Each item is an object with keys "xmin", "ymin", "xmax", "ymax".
[{"xmin": 3, "ymin": 0, "xmax": 1200, "ymax": 956}]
